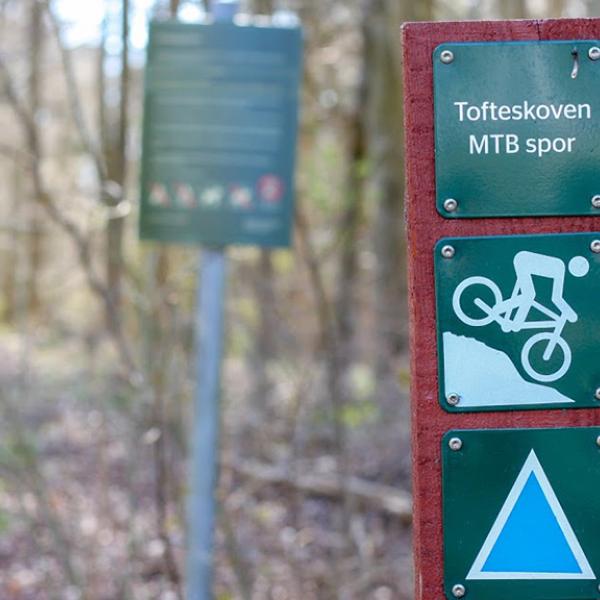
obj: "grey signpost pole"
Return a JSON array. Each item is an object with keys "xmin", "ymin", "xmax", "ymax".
[{"xmin": 186, "ymin": 2, "xmax": 239, "ymax": 599}]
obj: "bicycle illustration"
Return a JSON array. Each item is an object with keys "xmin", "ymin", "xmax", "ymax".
[{"xmin": 452, "ymin": 251, "xmax": 589, "ymax": 383}]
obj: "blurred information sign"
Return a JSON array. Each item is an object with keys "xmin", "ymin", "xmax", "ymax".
[{"xmin": 140, "ymin": 21, "xmax": 302, "ymax": 247}]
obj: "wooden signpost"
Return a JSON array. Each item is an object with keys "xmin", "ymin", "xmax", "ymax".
[{"xmin": 403, "ymin": 19, "xmax": 600, "ymax": 600}]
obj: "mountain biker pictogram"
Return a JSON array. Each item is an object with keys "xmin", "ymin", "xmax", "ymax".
[{"xmin": 452, "ymin": 251, "xmax": 589, "ymax": 383}]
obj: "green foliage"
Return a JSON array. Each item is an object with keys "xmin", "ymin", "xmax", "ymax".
[{"xmin": 340, "ymin": 399, "xmax": 378, "ymax": 429}]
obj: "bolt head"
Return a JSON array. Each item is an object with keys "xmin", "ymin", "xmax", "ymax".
[
  {"xmin": 440, "ymin": 49, "xmax": 455, "ymax": 64},
  {"xmin": 452, "ymin": 584, "xmax": 466, "ymax": 598},
  {"xmin": 596, "ymin": 435, "xmax": 600, "ymax": 448},
  {"xmin": 595, "ymin": 388, "xmax": 600, "ymax": 401},
  {"xmin": 591, "ymin": 240, "xmax": 600, "ymax": 254},
  {"xmin": 589, "ymin": 46, "xmax": 600, "ymax": 61},
  {"xmin": 444, "ymin": 198, "xmax": 459, "ymax": 213},
  {"xmin": 446, "ymin": 393, "xmax": 460, "ymax": 406},
  {"xmin": 449, "ymin": 437, "xmax": 463, "ymax": 451},
  {"xmin": 592, "ymin": 195, "xmax": 600, "ymax": 209},
  {"xmin": 441, "ymin": 245, "xmax": 456, "ymax": 259}
]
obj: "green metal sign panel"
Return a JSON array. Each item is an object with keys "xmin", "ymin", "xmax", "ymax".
[
  {"xmin": 139, "ymin": 21, "xmax": 302, "ymax": 247},
  {"xmin": 443, "ymin": 427, "xmax": 600, "ymax": 600},
  {"xmin": 434, "ymin": 41, "xmax": 600, "ymax": 218},
  {"xmin": 435, "ymin": 233, "xmax": 600, "ymax": 412}
]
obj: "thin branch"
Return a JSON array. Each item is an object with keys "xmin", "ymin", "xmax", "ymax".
[
  {"xmin": 0, "ymin": 54, "xmax": 138, "ymax": 374},
  {"xmin": 42, "ymin": 0, "xmax": 108, "ymax": 184},
  {"xmin": 222, "ymin": 456, "xmax": 413, "ymax": 523}
]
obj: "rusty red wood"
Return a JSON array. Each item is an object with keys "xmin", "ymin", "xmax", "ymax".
[{"xmin": 403, "ymin": 18, "xmax": 600, "ymax": 600}]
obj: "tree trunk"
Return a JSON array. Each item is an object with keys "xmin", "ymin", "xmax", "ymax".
[
  {"xmin": 27, "ymin": 0, "xmax": 44, "ymax": 318},
  {"xmin": 248, "ymin": 0, "xmax": 277, "ymax": 417},
  {"xmin": 251, "ymin": 250, "xmax": 277, "ymax": 415},
  {"xmin": 97, "ymin": 16, "xmax": 107, "ymax": 163},
  {"xmin": 502, "ymin": 0, "xmax": 528, "ymax": 18},
  {"xmin": 252, "ymin": 0, "xmax": 275, "ymax": 14},
  {"xmin": 3, "ymin": 154, "xmax": 21, "ymax": 323},
  {"xmin": 335, "ymin": 26, "xmax": 368, "ymax": 375},
  {"xmin": 105, "ymin": 0, "xmax": 129, "ymax": 327},
  {"xmin": 366, "ymin": 0, "xmax": 411, "ymax": 379},
  {"xmin": 584, "ymin": 0, "xmax": 599, "ymax": 16},
  {"xmin": 547, "ymin": 0, "xmax": 566, "ymax": 16}
]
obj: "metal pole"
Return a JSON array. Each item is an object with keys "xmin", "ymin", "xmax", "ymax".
[
  {"xmin": 186, "ymin": 5, "xmax": 239, "ymax": 600},
  {"xmin": 187, "ymin": 248, "xmax": 227, "ymax": 600}
]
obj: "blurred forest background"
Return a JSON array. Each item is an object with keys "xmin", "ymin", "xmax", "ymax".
[{"xmin": 0, "ymin": 0, "xmax": 598, "ymax": 598}]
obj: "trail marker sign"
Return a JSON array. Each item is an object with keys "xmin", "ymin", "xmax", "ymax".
[
  {"xmin": 140, "ymin": 21, "xmax": 302, "ymax": 247},
  {"xmin": 434, "ymin": 41, "xmax": 600, "ymax": 218},
  {"xmin": 443, "ymin": 428, "xmax": 600, "ymax": 599},
  {"xmin": 403, "ymin": 18, "xmax": 600, "ymax": 600},
  {"xmin": 435, "ymin": 233, "xmax": 600, "ymax": 412}
]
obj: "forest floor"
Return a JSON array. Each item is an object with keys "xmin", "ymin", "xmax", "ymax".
[{"xmin": 0, "ymin": 329, "xmax": 413, "ymax": 600}]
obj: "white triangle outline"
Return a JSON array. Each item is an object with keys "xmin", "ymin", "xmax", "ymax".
[{"xmin": 467, "ymin": 450, "xmax": 595, "ymax": 581}]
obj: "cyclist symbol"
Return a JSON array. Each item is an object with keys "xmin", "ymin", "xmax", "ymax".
[{"xmin": 452, "ymin": 251, "xmax": 589, "ymax": 383}]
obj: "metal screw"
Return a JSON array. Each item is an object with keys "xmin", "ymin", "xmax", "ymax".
[
  {"xmin": 592, "ymin": 195, "xmax": 600, "ymax": 209},
  {"xmin": 595, "ymin": 388, "xmax": 600, "ymax": 401},
  {"xmin": 446, "ymin": 393, "xmax": 460, "ymax": 406},
  {"xmin": 449, "ymin": 437, "xmax": 463, "ymax": 451},
  {"xmin": 452, "ymin": 584, "xmax": 466, "ymax": 598},
  {"xmin": 444, "ymin": 198, "xmax": 458, "ymax": 213},
  {"xmin": 440, "ymin": 50, "xmax": 455, "ymax": 64},
  {"xmin": 589, "ymin": 46, "xmax": 600, "ymax": 61},
  {"xmin": 441, "ymin": 245, "xmax": 456, "ymax": 259},
  {"xmin": 591, "ymin": 240, "xmax": 600, "ymax": 254},
  {"xmin": 596, "ymin": 436, "xmax": 600, "ymax": 448}
]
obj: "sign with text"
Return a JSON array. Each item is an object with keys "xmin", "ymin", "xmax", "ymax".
[
  {"xmin": 140, "ymin": 21, "xmax": 302, "ymax": 247},
  {"xmin": 434, "ymin": 41, "xmax": 600, "ymax": 218},
  {"xmin": 435, "ymin": 233, "xmax": 600, "ymax": 412},
  {"xmin": 443, "ymin": 428, "xmax": 600, "ymax": 600}
]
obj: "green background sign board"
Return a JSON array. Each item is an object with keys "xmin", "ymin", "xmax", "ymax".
[
  {"xmin": 443, "ymin": 428, "xmax": 600, "ymax": 600},
  {"xmin": 435, "ymin": 233, "xmax": 600, "ymax": 412},
  {"xmin": 434, "ymin": 41, "xmax": 600, "ymax": 218},
  {"xmin": 139, "ymin": 21, "xmax": 302, "ymax": 247}
]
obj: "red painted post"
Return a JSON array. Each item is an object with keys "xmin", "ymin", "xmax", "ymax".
[{"xmin": 402, "ymin": 18, "xmax": 600, "ymax": 600}]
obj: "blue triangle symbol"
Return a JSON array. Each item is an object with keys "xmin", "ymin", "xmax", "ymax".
[
  {"xmin": 467, "ymin": 451, "xmax": 595, "ymax": 580},
  {"xmin": 482, "ymin": 472, "xmax": 579, "ymax": 573}
]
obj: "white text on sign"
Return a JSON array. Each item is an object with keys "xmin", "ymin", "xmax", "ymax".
[{"xmin": 453, "ymin": 100, "xmax": 592, "ymax": 157}]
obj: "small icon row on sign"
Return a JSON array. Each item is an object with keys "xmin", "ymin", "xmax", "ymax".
[{"xmin": 148, "ymin": 176, "xmax": 285, "ymax": 210}]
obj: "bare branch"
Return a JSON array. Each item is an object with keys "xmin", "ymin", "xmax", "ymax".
[
  {"xmin": 42, "ymin": 0, "xmax": 108, "ymax": 185},
  {"xmin": 0, "ymin": 54, "xmax": 138, "ymax": 374},
  {"xmin": 222, "ymin": 456, "xmax": 413, "ymax": 523}
]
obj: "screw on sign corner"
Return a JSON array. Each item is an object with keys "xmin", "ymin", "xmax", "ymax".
[
  {"xmin": 444, "ymin": 198, "xmax": 459, "ymax": 213},
  {"xmin": 592, "ymin": 195, "xmax": 600, "ymax": 209},
  {"xmin": 591, "ymin": 240, "xmax": 600, "ymax": 254},
  {"xmin": 441, "ymin": 245, "xmax": 456, "ymax": 259},
  {"xmin": 440, "ymin": 49, "xmax": 454, "ymax": 64},
  {"xmin": 589, "ymin": 46, "xmax": 600, "ymax": 60},
  {"xmin": 452, "ymin": 584, "xmax": 466, "ymax": 598},
  {"xmin": 446, "ymin": 393, "xmax": 460, "ymax": 406},
  {"xmin": 448, "ymin": 437, "xmax": 463, "ymax": 451}
]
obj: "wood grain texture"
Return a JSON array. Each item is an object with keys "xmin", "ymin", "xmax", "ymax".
[{"xmin": 402, "ymin": 18, "xmax": 600, "ymax": 600}]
